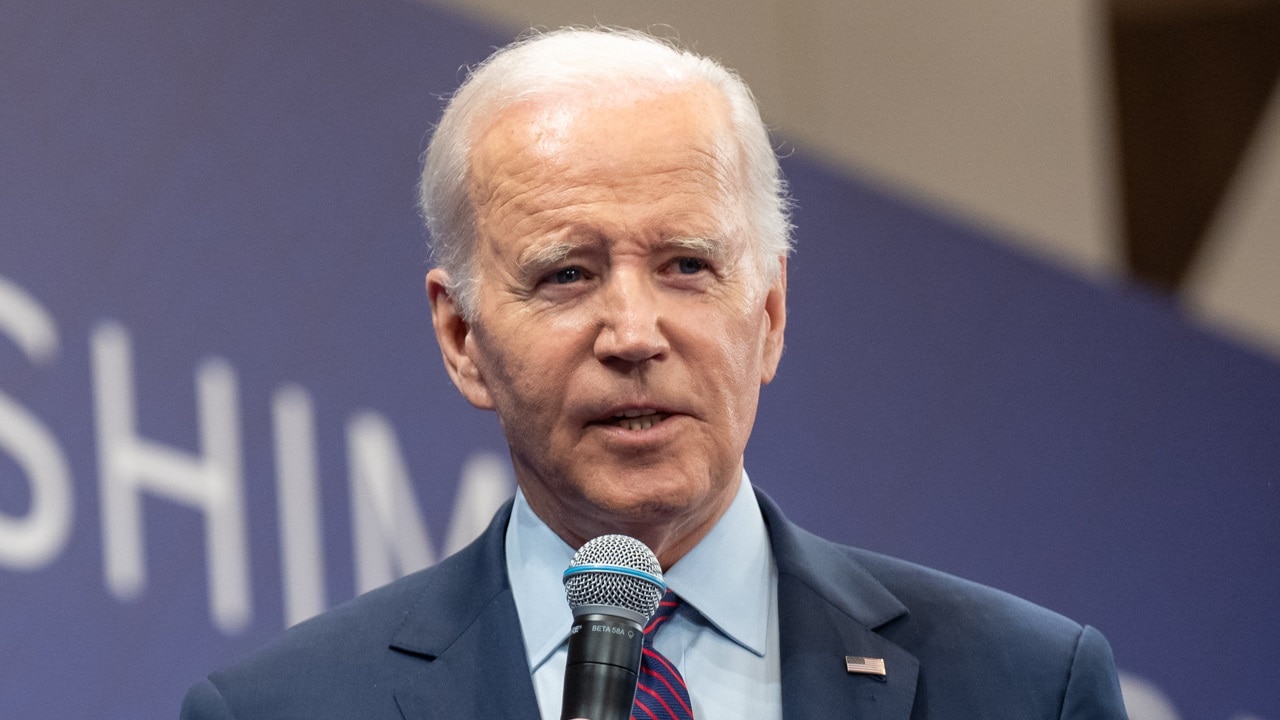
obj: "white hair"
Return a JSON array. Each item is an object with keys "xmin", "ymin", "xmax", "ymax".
[{"xmin": 418, "ymin": 27, "xmax": 793, "ymax": 319}]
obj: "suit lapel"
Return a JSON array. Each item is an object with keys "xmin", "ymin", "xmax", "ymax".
[
  {"xmin": 758, "ymin": 491, "xmax": 920, "ymax": 720},
  {"xmin": 387, "ymin": 501, "xmax": 541, "ymax": 719}
]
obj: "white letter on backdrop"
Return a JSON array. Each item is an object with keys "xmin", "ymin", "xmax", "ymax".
[
  {"xmin": 0, "ymin": 276, "xmax": 72, "ymax": 570},
  {"xmin": 273, "ymin": 384, "xmax": 326, "ymax": 627},
  {"xmin": 92, "ymin": 321, "xmax": 251, "ymax": 634},
  {"xmin": 347, "ymin": 410, "xmax": 434, "ymax": 594}
]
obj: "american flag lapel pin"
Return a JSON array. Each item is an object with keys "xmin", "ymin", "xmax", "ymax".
[{"xmin": 845, "ymin": 655, "xmax": 887, "ymax": 680}]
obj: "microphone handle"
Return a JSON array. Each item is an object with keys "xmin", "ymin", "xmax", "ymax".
[{"xmin": 561, "ymin": 611, "xmax": 645, "ymax": 720}]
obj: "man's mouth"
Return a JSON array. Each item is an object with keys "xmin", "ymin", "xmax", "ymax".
[{"xmin": 604, "ymin": 409, "xmax": 671, "ymax": 431}]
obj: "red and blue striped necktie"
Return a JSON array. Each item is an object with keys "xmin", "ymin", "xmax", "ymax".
[{"xmin": 631, "ymin": 590, "xmax": 695, "ymax": 720}]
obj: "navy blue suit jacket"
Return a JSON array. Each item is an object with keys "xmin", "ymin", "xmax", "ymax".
[{"xmin": 182, "ymin": 491, "xmax": 1127, "ymax": 719}]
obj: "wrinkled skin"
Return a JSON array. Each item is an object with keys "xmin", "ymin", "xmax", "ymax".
[{"xmin": 427, "ymin": 84, "xmax": 786, "ymax": 568}]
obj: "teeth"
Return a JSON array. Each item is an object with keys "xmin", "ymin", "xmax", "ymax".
[
  {"xmin": 612, "ymin": 412, "xmax": 664, "ymax": 430},
  {"xmin": 623, "ymin": 416, "xmax": 655, "ymax": 431}
]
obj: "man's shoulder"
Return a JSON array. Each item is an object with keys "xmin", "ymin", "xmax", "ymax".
[
  {"xmin": 760, "ymin": 490, "xmax": 1084, "ymax": 648},
  {"xmin": 786, "ymin": 533, "xmax": 1126, "ymax": 717},
  {"xmin": 845, "ymin": 543, "xmax": 1084, "ymax": 644},
  {"xmin": 246, "ymin": 566, "xmax": 438, "ymax": 665},
  {"xmin": 183, "ymin": 505, "xmax": 516, "ymax": 719},
  {"xmin": 182, "ymin": 568, "xmax": 440, "ymax": 719}
]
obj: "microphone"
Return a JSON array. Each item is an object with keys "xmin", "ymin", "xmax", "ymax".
[{"xmin": 560, "ymin": 534, "xmax": 665, "ymax": 720}]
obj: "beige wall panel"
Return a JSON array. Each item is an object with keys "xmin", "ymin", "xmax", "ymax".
[
  {"xmin": 772, "ymin": 1, "xmax": 1119, "ymax": 275},
  {"xmin": 1187, "ymin": 84, "xmax": 1280, "ymax": 360},
  {"xmin": 420, "ymin": 0, "xmax": 1120, "ymax": 277}
]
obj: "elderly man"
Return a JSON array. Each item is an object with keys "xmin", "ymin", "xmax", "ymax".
[{"xmin": 182, "ymin": 28, "xmax": 1128, "ymax": 720}]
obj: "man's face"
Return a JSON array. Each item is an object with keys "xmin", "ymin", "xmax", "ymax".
[{"xmin": 427, "ymin": 85, "xmax": 786, "ymax": 565}]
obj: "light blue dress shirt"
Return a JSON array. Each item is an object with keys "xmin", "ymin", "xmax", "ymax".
[{"xmin": 505, "ymin": 472, "xmax": 782, "ymax": 720}]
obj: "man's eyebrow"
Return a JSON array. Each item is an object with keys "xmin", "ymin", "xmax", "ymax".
[
  {"xmin": 665, "ymin": 235, "xmax": 730, "ymax": 263},
  {"xmin": 515, "ymin": 235, "xmax": 730, "ymax": 277},
  {"xmin": 516, "ymin": 241, "xmax": 583, "ymax": 278}
]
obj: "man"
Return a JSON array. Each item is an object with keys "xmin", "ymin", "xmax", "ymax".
[{"xmin": 182, "ymin": 28, "xmax": 1128, "ymax": 719}]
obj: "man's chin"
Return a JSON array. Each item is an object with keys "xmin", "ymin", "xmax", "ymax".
[
  {"xmin": 570, "ymin": 483, "xmax": 723, "ymax": 540},
  {"xmin": 577, "ymin": 491, "xmax": 690, "ymax": 527}
]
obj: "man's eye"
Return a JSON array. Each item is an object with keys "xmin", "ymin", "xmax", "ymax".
[
  {"xmin": 675, "ymin": 257, "xmax": 707, "ymax": 275},
  {"xmin": 552, "ymin": 267, "xmax": 583, "ymax": 284}
]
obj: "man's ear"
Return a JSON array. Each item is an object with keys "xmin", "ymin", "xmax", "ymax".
[
  {"xmin": 759, "ymin": 256, "xmax": 787, "ymax": 385},
  {"xmin": 426, "ymin": 268, "xmax": 494, "ymax": 409}
]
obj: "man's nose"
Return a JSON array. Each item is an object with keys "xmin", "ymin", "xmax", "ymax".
[{"xmin": 593, "ymin": 273, "xmax": 669, "ymax": 367}]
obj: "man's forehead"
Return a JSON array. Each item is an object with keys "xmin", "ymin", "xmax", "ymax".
[
  {"xmin": 467, "ymin": 82, "xmax": 734, "ymax": 177},
  {"xmin": 463, "ymin": 82, "xmax": 751, "ymax": 270}
]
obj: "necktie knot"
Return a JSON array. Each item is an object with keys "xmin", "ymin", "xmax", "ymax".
[
  {"xmin": 644, "ymin": 590, "xmax": 681, "ymax": 641},
  {"xmin": 632, "ymin": 589, "xmax": 694, "ymax": 720}
]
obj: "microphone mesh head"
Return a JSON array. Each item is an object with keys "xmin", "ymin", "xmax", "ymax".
[{"xmin": 564, "ymin": 534, "xmax": 664, "ymax": 621}]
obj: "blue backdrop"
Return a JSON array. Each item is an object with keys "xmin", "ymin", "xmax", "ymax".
[{"xmin": 1, "ymin": 1, "xmax": 1276, "ymax": 718}]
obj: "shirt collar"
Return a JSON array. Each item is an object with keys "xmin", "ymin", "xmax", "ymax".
[
  {"xmin": 505, "ymin": 471, "xmax": 774, "ymax": 672},
  {"xmin": 664, "ymin": 472, "xmax": 773, "ymax": 658}
]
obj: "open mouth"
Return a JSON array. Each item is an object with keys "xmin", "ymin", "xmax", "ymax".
[{"xmin": 604, "ymin": 409, "xmax": 671, "ymax": 431}]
